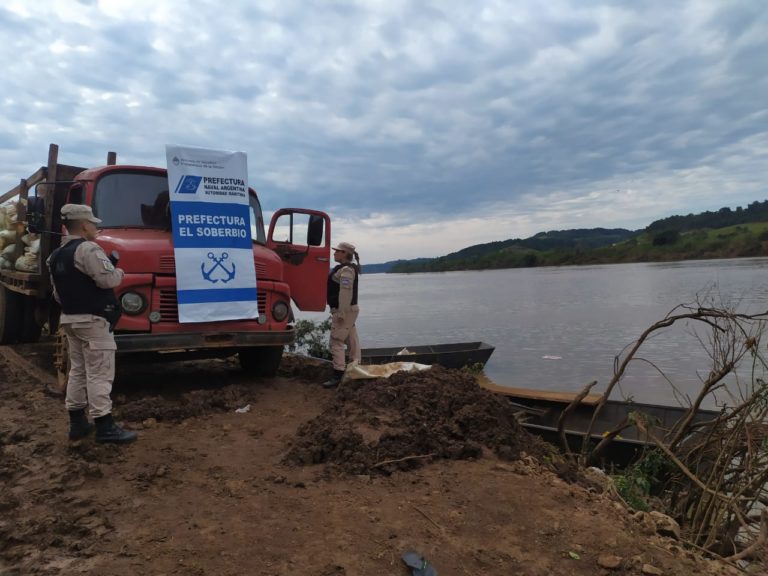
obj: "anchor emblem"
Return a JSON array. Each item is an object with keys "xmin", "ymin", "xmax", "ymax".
[{"xmin": 201, "ymin": 252, "xmax": 236, "ymax": 284}]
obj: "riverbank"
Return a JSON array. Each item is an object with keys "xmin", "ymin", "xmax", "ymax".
[{"xmin": 0, "ymin": 350, "xmax": 747, "ymax": 575}]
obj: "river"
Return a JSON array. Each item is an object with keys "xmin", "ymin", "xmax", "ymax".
[{"xmin": 300, "ymin": 258, "xmax": 768, "ymax": 407}]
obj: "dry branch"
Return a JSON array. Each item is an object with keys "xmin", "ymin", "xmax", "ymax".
[
  {"xmin": 557, "ymin": 380, "xmax": 597, "ymax": 458},
  {"xmin": 580, "ymin": 302, "xmax": 768, "ymax": 563},
  {"xmin": 724, "ymin": 510, "xmax": 768, "ymax": 562}
]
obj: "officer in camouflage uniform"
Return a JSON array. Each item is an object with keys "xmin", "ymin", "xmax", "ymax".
[
  {"xmin": 323, "ymin": 241, "xmax": 361, "ymax": 389},
  {"xmin": 47, "ymin": 204, "xmax": 137, "ymax": 443}
]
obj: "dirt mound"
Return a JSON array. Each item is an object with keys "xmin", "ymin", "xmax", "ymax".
[{"xmin": 285, "ymin": 366, "xmax": 554, "ymax": 474}]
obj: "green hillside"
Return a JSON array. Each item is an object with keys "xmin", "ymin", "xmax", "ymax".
[{"xmin": 389, "ymin": 201, "xmax": 768, "ymax": 273}]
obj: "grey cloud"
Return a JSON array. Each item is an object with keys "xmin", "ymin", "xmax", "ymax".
[{"xmin": 0, "ymin": 0, "xmax": 765, "ymax": 250}]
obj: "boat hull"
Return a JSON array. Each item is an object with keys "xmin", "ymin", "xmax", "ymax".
[
  {"xmin": 482, "ymin": 382, "xmax": 721, "ymax": 467},
  {"xmin": 360, "ymin": 341, "xmax": 494, "ymax": 370}
]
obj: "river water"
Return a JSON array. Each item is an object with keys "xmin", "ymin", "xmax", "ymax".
[{"xmin": 300, "ymin": 258, "xmax": 768, "ymax": 407}]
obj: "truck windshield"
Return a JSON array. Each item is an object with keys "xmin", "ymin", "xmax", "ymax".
[{"xmin": 92, "ymin": 171, "xmax": 266, "ymax": 243}]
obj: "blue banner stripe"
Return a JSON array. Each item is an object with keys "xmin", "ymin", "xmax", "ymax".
[
  {"xmin": 177, "ymin": 287, "xmax": 258, "ymax": 304},
  {"xmin": 171, "ymin": 201, "xmax": 252, "ymax": 249},
  {"xmin": 174, "ymin": 175, "xmax": 202, "ymax": 194}
]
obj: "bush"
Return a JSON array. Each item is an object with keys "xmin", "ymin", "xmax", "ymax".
[
  {"xmin": 612, "ymin": 450, "xmax": 669, "ymax": 511},
  {"xmin": 288, "ymin": 318, "xmax": 332, "ymax": 359}
]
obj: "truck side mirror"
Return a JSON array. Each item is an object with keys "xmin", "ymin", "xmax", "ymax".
[
  {"xmin": 26, "ymin": 196, "xmax": 46, "ymax": 234},
  {"xmin": 307, "ymin": 214, "xmax": 324, "ymax": 247}
]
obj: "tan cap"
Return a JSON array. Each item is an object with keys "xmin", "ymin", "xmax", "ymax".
[
  {"xmin": 61, "ymin": 203, "xmax": 101, "ymax": 224},
  {"xmin": 333, "ymin": 241, "xmax": 356, "ymax": 254}
]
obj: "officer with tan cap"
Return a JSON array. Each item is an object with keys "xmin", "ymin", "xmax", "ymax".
[
  {"xmin": 47, "ymin": 204, "xmax": 137, "ymax": 443},
  {"xmin": 323, "ymin": 241, "xmax": 361, "ymax": 388}
]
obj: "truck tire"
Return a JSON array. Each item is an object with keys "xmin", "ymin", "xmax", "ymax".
[
  {"xmin": 0, "ymin": 286, "xmax": 23, "ymax": 344},
  {"xmin": 238, "ymin": 346, "xmax": 283, "ymax": 377},
  {"xmin": 19, "ymin": 295, "xmax": 42, "ymax": 343}
]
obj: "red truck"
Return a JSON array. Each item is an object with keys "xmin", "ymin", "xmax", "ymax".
[{"xmin": 0, "ymin": 144, "xmax": 330, "ymax": 385}]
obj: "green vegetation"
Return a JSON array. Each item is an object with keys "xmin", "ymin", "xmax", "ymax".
[
  {"xmin": 390, "ymin": 201, "xmax": 768, "ymax": 273},
  {"xmin": 460, "ymin": 362, "xmax": 486, "ymax": 375},
  {"xmin": 287, "ymin": 318, "xmax": 332, "ymax": 359},
  {"xmin": 611, "ymin": 450, "xmax": 670, "ymax": 511}
]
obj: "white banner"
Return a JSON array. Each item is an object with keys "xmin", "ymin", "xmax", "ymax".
[{"xmin": 166, "ymin": 145, "xmax": 259, "ymax": 323}]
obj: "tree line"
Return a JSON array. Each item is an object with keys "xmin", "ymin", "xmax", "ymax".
[{"xmin": 646, "ymin": 200, "xmax": 768, "ymax": 232}]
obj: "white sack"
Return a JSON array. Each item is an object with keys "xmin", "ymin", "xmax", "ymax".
[
  {"xmin": 0, "ymin": 229, "xmax": 16, "ymax": 242},
  {"xmin": 15, "ymin": 252, "xmax": 38, "ymax": 272}
]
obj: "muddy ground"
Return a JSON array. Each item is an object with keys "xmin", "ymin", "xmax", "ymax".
[{"xmin": 0, "ymin": 345, "xmax": 749, "ymax": 575}]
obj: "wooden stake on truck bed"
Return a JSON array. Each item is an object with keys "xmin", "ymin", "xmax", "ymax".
[{"xmin": 37, "ymin": 144, "xmax": 60, "ymax": 298}]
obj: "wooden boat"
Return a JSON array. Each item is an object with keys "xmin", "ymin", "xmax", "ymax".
[
  {"xmin": 360, "ymin": 341, "xmax": 495, "ymax": 370},
  {"xmin": 481, "ymin": 381, "xmax": 722, "ymax": 466}
]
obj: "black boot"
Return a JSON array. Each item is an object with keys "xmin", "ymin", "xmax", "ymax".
[
  {"xmin": 94, "ymin": 414, "xmax": 138, "ymax": 444},
  {"xmin": 322, "ymin": 369, "xmax": 345, "ymax": 389},
  {"xmin": 68, "ymin": 409, "xmax": 93, "ymax": 440}
]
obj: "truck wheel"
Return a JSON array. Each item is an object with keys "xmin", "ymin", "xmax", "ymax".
[
  {"xmin": 0, "ymin": 286, "xmax": 23, "ymax": 344},
  {"xmin": 238, "ymin": 346, "xmax": 283, "ymax": 377},
  {"xmin": 19, "ymin": 296, "xmax": 42, "ymax": 343}
]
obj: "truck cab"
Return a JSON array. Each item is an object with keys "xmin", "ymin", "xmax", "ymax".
[{"xmin": 0, "ymin": 145, "xmax": 331, "ymax": 379}]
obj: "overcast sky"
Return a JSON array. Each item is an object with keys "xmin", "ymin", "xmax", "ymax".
[{"xmin": 1, "ymin": 1, "xmax": 766, "ymax": 263}]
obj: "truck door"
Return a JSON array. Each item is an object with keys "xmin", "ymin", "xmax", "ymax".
[{"xmin": 267, "ymin": 209, "xmax": 331, "ymax": 311}]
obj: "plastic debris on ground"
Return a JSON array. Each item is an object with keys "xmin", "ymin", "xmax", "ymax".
[{"xmin": 401, "ymin": 550, "xmax": 438, "ymax": 576}]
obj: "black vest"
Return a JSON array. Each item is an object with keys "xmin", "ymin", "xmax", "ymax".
[
  {"xmin": 49, "ymin": 239, "xmax": 121, "ymax": 325},
  {"xmin": 327, "ymin": 264, "xmax": 358, "ymax": 308}
]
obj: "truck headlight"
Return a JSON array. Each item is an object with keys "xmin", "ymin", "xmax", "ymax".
[
  {"xmin": 272, "ymin": 300, "xmax": 289, "ymax": 322},
  {"xmin": 120, "ymin": 292, "xmax": 146, "ymax": 315}
]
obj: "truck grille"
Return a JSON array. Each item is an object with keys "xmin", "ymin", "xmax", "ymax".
[
  {"xmin": 157, "ymin": 289, "xmax": 267, "ymax": 323},
  {"xmin": 158, "ymin": 256, "xmax": 266, "ymax": 277},
  {"xmin": 159, "ymin": 289, "xmax": 179, "ymax": 323},
  {"xmin": 159, "ymin": 256, "xmax": 175, "ymax": 273}
]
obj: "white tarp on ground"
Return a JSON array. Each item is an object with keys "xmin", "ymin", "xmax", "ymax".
[
  {"xmin": 166, "ymin": 145, "xmax": 258, "ymax": 323},
  {"xmin": 346, "ymin": 362, "xmax": 432, "ymax": 380}
]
